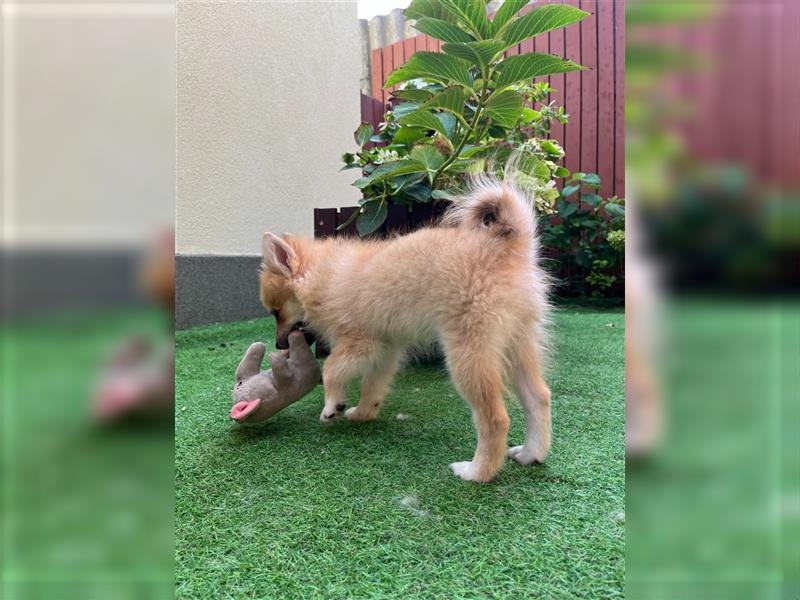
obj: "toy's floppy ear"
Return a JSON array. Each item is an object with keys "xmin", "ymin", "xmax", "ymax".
[
  {"xmin": 262, "ymin": 232, "xmax": 296, "ymax": 276},
  {"xmin": 235, "ymin": 342, "xmax": 266, "ymax": 381}
]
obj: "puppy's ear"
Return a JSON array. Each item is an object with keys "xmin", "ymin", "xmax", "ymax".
[{"xmin": 262, "ymin": 232, "xmax": 296, "ymax": 276}]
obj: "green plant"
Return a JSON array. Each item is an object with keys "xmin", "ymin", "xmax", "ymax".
[
  {"xmin": 540, "ymin": 173, "xmax": 625, "ymax": 297},
  {"xmin": 607, "ymin": 229, "xmax": 625, "ymax": 252},
  {"xmin": 586, "ymin": 260, "xmax": 617, "ymax": 297},
  {"xmin": 341, "ymin": 0, "xmax": 589, "ymax": 235}
]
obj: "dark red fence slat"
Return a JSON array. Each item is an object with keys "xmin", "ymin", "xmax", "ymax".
[
  {"xmin": 782, "ymin": 2, "xmax": 798, "ymax": 186},
  {"xmin": 580, "ymin": 0, "xmax": 599, "ymax": 182},
  {"xmin": 370, "ymin": 48, "xmax": 383, "ymax": 101},
  {"xmin": 597, "ymin": 0, "xmax": 615, "ymax": 199},
  {"xmin": 385, "ymin": 203, "xmax": 410, "ymax": 234},
  {"xmin": 381, "ymin": 41, "xmax": 394, "ymax": 104},
  {"xmin": 426, "ymin": 34, "xmax": 438, "ymax": 52},
  {"xmin": 404, "ymin": 37, "xmax": 415, "ymax": 63},
  {"xmin": 548, "ymin": 1, "xmax": 567, "ymax": 163},
  {"xmin": 613, "ymin": 0, "xmax": 625, "ymax": 198},
  {"xmin": 314, "ymin": 208, "xmax": 338, "ymax": 239},
  {"xmin": 360, "ymin": 93, "xmax": 387, "ymax": 135},
  {"xmin": 414, "ymin": 33, "xmax": 426, "ymax": 53},
  {"xmin": 563, "ymin": 0, "xmax": 582, "ymax": 181},
  {"xmin": 392, "ymin": 39, "xmax": 404, "ymax": 91}
]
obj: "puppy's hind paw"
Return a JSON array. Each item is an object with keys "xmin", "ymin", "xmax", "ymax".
[
  {"xmin": 345, "ymin": 407, "xmax": 377, "ymax": 422},
  {"xmin": 507, "ymin": 445, "xmax": 546, "ymax": 465}
]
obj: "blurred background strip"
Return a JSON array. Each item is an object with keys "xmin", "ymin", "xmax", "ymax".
[{"xmin": 2, "ymin": 1, "xmax": 175, "ymax": 599}]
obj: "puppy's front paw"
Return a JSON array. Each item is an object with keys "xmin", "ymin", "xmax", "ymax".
[
  {"xmin": 449, "ymin": 461, "xmax": 488, "ymax": 482},
  {"xmin": 319, "ymin": 403, "xmax": 346, "ymax": 423},
  {"xmin": 507, "ymin": 444, "xmax": 547, "ymax": 465},
  {"xmin": 345, "ymin": 407, "xmax": 376, "ymax": 422}
]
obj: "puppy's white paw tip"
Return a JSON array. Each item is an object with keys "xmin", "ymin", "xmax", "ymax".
[
  {"xmin": 344, "ymin": 407, "xmax": 377, "ymax": 422},
  {"xmin": 449, "ymin": 461, "xmax": 481, "ymax": 482},
  {"xmin": 507, "ymin": 445, "xmax": 546, "ymax": 465}
]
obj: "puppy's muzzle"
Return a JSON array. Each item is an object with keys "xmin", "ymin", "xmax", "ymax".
[{"xmin": 275, "ymin": 322, "xmax": 315, "ymax": 350}]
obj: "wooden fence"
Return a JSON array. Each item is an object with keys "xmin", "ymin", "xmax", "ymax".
[
  {"xmin": 366, "ymin": 0, "xmax": 625, "ymax": 200},
  {"xmin": 641, "ymin": 0, "xmax": 796, "ymax": 190}
]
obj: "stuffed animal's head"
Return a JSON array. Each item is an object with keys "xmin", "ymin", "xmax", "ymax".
[{"xmin": 230, "ymin": 342, "xmax": 275, "ymax": 422}]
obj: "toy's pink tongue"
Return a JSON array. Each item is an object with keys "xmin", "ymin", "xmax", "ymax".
[
  {"xmin": 231, "ymin": 399, "xmax": 262, "ymax": 422},
  {"xmin": 94, "ymin": 378, "xmax": 141, "ymax": 421}
]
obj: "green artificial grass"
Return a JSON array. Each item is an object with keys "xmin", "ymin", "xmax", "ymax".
[
  {"xmin": 2, "ymin": 309, "xmax": 174, "ymax": 599},
  {"xmin": 175, "ymin": 310, "xmax": 625, "ymax": 599}
]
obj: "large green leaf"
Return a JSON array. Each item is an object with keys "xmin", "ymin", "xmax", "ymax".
[
  {"xmin": 422, "ymin": 86, "xmax": 468, "ymax": 116},
  {"xmin": 540, "ymin": 139, "xmax": 563, "ymax": 155},
  {"xmin": 533, "ymin": 160, "xmax": 551, "ymax": 181},
  {"xmin": 393, "ymin": 126, "xmax": 428, "ymax": 146},
  {"xmin": 491, "ymin": 0, "xmax": 529, "ymax": 34},
  {"xmin": 483, "ymin": 89, "xmax": 523, "ymax": 127},
  {"xmin": 391, "ymin": 172, "xmax": 426, "ymax": 192},
  {"xmin": 406, "ymin": 0, "xmax": 458, "ymax": 22},
  {"xmin": 558, "ymin": 199, "xmax": 578, "ymax": 218},
  {"xmin": 554, "ymin": 166, "xmax": 571, "ymax": 178},
  {"xmin": 440, "ymin": 0, "xmax": 492, "ymax": 39},
  {"xmin": 393, "ymin": 88, "xmax": 435, "ymax": 103},
  {"xmin": 354, "ymin": 123, "xmax": 373, "ymax": 148},
  {"xmin": 393, "ymin": 102, "xmax": 422, "ymax": 118},
  {"xmin": 353, "ymin": 160, "xmax": 428, "ymax": 189},
  {"xmin": 458, "ymin": 144, "xmax": 490, "ymax": 158},
  {"xmin": 410, "ymin": 145, "xmax": 445, "ymax": 182},
  {"xmin": 403, "ymin": 182, "xmax": 433, "ymax": 203},
  {"xmin": 561, "ymin": 184, "xmax": 580, "ymax": 198},
  {"xmin": 436, "ymin": 112, "xmax": 457, "ymax": 139},
  {"xmin": 500, "ymin": 4, "xmax": 588, "ymax": 48},
  {"xmin": 398, "ymin": 109, "xmax": 450, "ymax": 138},
  {"xmin": 494, "ymin": 53, "xmax": 584, "ymax": 88},
  {"xmin": 357, "ymin": 200, "xmax": 388, "ymax": 236},
  {"xmin": 384, "ymin": 52, "xmax": 473, "ymax": 89},
  {"xmin": 581, "ymin": 173, "xmax": 602, "ymax": 186},
  {"xmin": 582, "ymin": 193, "xmax": 602, "ymax": 207},
  {"xmin": 447, "ymin": 157, "xmax": 485, "ymax": 174},
  {"xmin": 413, "ymin": 17, "xmax": 475, "ymax": 43},
  {"xmin": 441, "ymin": 40, "xmax": 505, "ymax": 69},
  {"xmin": 431, "ymin": 189, "xmax": 453, "ymax": 200}
]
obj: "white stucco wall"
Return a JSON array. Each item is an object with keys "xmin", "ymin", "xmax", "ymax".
[
  {"xmin": 2, "ymin": 2, "xmax": 175, "ymax": 248},
  {"xmin": 176, "ymin": 1, "xmax": 362, "ymax": 256}
]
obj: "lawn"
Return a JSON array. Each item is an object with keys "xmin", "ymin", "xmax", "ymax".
[
  {"xmin": 175, "ymin": 309, "xmax": 625, "ymax": 599},
  {"xmin": 2, "ymin": 309, "xmax": 174, "ymax": 599}
]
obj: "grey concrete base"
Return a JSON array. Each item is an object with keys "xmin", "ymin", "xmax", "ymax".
[
  {"xmin": 1, "ymin": 248, "xmax": 147, "ymax": 321},
  {"xmin": 176, "ymin": 254, "xmax": 266, "ymax": 329}
]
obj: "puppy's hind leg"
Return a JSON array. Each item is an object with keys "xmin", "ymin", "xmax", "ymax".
[
  {"xmin": 508, "ymin": 335, "xmax": 551, "ymax": 465},
  {"xmin": 443, "ymin": 339, "xmax": 510, "ymax": 483},
  {"xmin": 345, "ymin": 347, "xmax": 402, "ymax": 422}
]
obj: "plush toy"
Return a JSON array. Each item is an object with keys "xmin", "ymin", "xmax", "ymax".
[{"xmin": 230, "ymin": 330, "xmax": 322, "ymax": 423}]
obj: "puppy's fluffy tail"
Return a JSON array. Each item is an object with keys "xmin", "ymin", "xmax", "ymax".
[{"xmin": 439, "ymin": 176, "xmax": 536, "ymax": 245}]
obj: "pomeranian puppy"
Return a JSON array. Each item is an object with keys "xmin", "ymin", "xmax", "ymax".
[{"xmin": 260, "ymin": 178, "xmax": 551, "ymax": 482}]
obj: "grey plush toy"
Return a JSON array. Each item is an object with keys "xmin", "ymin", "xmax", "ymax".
[{"xmin": 230, "ymin": 330, "xmax": 322, "ymax": 423}]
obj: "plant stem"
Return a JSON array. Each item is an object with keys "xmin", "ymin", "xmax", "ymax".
[{"xmin": 431, "ymin": 71, "xmax": 491, "ymax": 187}]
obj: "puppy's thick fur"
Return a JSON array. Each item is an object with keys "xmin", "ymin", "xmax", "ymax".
[{"xmin": 260, "ymin": 179, "xmax": 551, "ymax": 482}]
